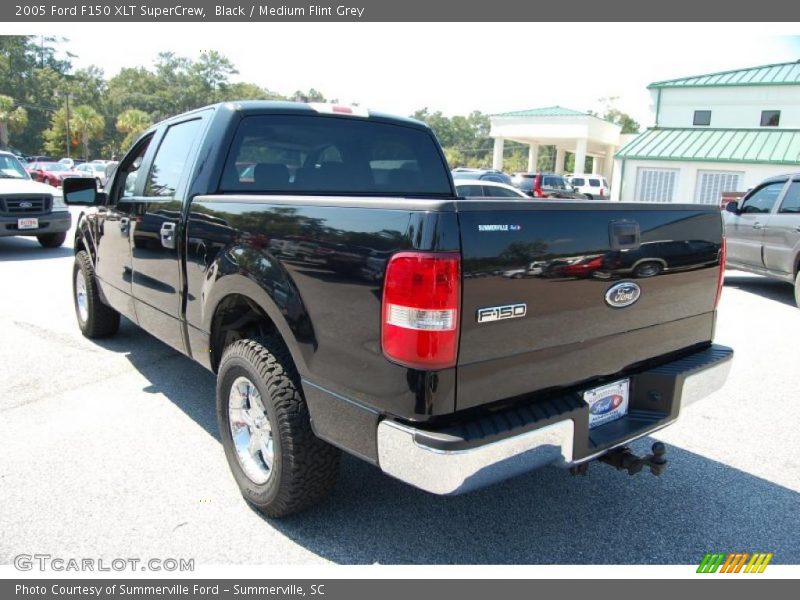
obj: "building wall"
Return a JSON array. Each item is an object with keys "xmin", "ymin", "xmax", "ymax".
[
  {"xmin": 654, "ymin": 86, "xmax": 800, "ymax": 129},
  {"xmin": 615, "ymin": 158, "xmax": 794, "ymax": 203}
]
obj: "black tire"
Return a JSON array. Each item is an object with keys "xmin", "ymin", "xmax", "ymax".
[
  {"xmin": 794, "ymin": 272, "xmax": 800, "ymax": 309},
  {"xmin": 633, "ymin": 261, "xmax": 663, "ymax": 278},
  {"xmin": 217, "ymin": 337, "xmax": 340, "ymax": 518},
  {"xmin": 37, "ymin": 232, "xmax": 67, "ymax": 248},
  {"xmin": 73, "ymin": 250, "xmax": 120, "ymax": 338},
  {"xmin": 584, "ymin": 194, "xmax": 593, "ymax": 200}
]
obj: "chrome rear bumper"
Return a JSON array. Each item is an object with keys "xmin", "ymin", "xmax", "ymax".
[{"xmin": 377, "ymin": 344, "xmax": 733, "ymax": 495}]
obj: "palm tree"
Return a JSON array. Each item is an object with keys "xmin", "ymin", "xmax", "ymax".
[
  {"xmin": 115, "ymin": 109, "xmax": 152, "ymax": 152},
  {"xmin": 0, "ymin": 95, "xmax": 28, "ymax": 149},
  {"xmin": 71, "ymin": 105, "xmax": 105, "ymax": 160}
]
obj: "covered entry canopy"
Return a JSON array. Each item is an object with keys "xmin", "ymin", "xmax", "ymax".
[{"xmin": 489, "ymin": 106, "xmax": 622, "ymax": 180}]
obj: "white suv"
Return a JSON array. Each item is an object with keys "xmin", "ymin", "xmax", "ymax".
[{"xmin": 566, "ymin": 175, "xmax": 609, "ymax": 200}]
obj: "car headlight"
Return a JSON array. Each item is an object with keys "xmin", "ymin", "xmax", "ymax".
[{"xmin": 52, "ymin": 194, "xmax": 68, "ymax": 211}]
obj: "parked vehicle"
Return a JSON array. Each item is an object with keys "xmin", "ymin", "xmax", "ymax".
[
  {"xmin": 511, "ymin": 172, "xmax": 584, "ymax": 199},
  {"xmin": 58, "ymin": 157, "xmax": 86, "ymax": 169},
  {"xmin": 26, "ymin": 161, "xmax": 81, "ymax": 188},
  {"xmin": 25, "ymin": 155, "xmax": 54, "ymax": 164},
  {"xmin": 566, "ymin": 174, "xmax": 610, "ymax": 200},
  {"xmin": 451, "ymin": 167, "xmax": 513, "ymax": 185},
  {"xmin": 0, "ymin": 151, "xmax": 72, "ymax": 247},
  {"xmin": 75, "ymin": 162, "xmax": 110, "ymax": 188},
  {"xmin": 724, "ymin": 173, "xmax": 800, "ymax": 307},
  {"xmin": 455, "ymin": 179, "xmax": 528, "ymax": 198},
  {"xmin": 64, "ymin": 101, "xmax": 732, "ymax": 517}
]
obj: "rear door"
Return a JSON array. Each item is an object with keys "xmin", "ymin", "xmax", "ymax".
[
  {"xmin": 456, "ymin": 202, "xmax": 724, "ymax": 410},
  {"xmin": 726, "ymin": 179, "xmax": 786, "ymax": 268},
  {"xmin": 130, "ymin": 115, "xmax": 207, "ymax": 353},
  {"xmin": 762, "ymin": 178, "xmax": 800, "ymax": 277}
]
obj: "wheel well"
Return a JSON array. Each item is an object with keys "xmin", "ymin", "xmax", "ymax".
[{"xmin": 209, "ymin": 294, "xmax": 279, "ymax": 372}]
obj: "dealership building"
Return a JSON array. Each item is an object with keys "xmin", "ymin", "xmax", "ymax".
[{"xmin": 612, "ymin": 60, "xmax": 800, "ymax": 204}]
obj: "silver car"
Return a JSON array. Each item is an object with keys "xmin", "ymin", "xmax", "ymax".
[
  {"xmin": 724, "ymin": 173, "xmax": 800, "ymax": 307},
  {"xmin": 75, "ymin": 162, "xmax": 110, "ymax": 188}
]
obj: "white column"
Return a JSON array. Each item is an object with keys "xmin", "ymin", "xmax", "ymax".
[
  {"xmin": 604, "ymin": 145, "xmax": 616, "ymax": 182},
  {"xmin": 492, "ymin": 138, "xmax": 504, "ymax": 171},
  {"xmin": 554, "ymin": 147, "xmax": 565, "ymax": 174},
  {"xmin": 573, "ymin": 138, "xmax": 588, "ymax": 176},
  {"xmin": 592, "ymin": 157, "xmax": 601, "ymax": 174},
  {"xmin": 527, "ymin": 143, "xmax": 539, "ymax": 173},
  {"xmin": 610, "ymin": 159, "xmax": 623, "ymax": 201}
]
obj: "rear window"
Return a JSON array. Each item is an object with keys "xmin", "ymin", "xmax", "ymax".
[
  {"xmin": 588, "ymin": 178, "xmax": 600, "ymax": 186},
  {"xmin": 221, "ymin": 114, "xmax": 451, "ymax": 196}
]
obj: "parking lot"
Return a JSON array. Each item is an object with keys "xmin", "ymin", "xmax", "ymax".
[{"xmin": 0, "ymin": 207, "xmax": 798, "ymax": 565}]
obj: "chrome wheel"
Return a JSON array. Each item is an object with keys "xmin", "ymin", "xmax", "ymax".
[
  {"xmin": 75, "ymin": 268, "xmax": 89, "ymax": 323},
  {"xmin": 228, "ymin": 376, "xmax": 274, "ymax": 484}
]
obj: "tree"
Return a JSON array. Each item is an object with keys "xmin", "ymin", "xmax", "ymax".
[
  {"xmin": 192, "ymin": 50, "xmax": 238, "ymax": 102},
  {"xmin": 0, "ymin": 94, "xmax": 28, "ymax": 148},
  {"xmin": 71, "ymin": 105, "xmax": 105, "ymax": 159},
  {"xmin": 116, "ymin": 108, "xmax": 151, "ymax": 152},
  {"xmin": 595, "ymin": 97, "xmax": 640, "ymax": 134}
]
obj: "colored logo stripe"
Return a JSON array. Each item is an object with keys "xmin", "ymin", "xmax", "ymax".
[{"xmin": 697, "ymin": 552, "xmax": 773, "ymax": 573}]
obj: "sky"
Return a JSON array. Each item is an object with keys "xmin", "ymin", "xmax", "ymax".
[{"xmin": 5, "ymin": 23, "xmax": 800, "ymax": 127}]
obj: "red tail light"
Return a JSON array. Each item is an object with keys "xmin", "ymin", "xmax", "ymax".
[
  {"xmin": 381, "ymin": 252, "xmax": 461, "ymax": 370},
  {"xmin": 533, "ymin": 176, "xmax": 545, "ymax": 198},
  {"xmin": 600, "ymin": 188, "xmax": 606, "ymax": 197},
  {"xmin": 715, "ymin": 237, "xmax": 727, "ymax": 307}
]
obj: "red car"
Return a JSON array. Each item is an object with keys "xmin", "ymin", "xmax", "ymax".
[{"xmin": 26, "ymin": 161, "xmax": 80, "ymax": 187}]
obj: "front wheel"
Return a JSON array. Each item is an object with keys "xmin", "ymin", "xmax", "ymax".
[
  {"xmin": 794, "ymin": 272, "xmax": 800, "ymax": 308},
  {"xmin": 37, "ymin": 232, "xmax": 67, "ymax": 248},
  {"xmin": 73, "ymin": 250, "xmax": 120, "ymax": 338},
  {"xmin": 217, "ymin": 337, "xmax": 340, "ymax": 518}
]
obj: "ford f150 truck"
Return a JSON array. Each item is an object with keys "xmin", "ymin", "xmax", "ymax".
[
  {"xmin": 64, "ymin": 102, "xmax": 733, "ymax": 517},
  {"xmin": 0, "ymin": 150, "xmax": 72, "ymax": 247}
]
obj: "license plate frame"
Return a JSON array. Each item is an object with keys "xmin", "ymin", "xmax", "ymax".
[
  {"xmin": 584, "ymin": 379, "xmax": 630, "ymax": 429},
  {"xmin": 17, "ymin": 217, "xmax": 39, "ymax": 230}
]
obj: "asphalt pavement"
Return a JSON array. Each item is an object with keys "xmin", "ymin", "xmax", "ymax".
[{"xmin": 0, "ymin": 207, "xmax": 798, "ymax": 565}]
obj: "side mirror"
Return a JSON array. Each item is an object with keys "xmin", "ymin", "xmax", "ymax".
[
  {"xmin": 63, "ymin": 177, "xmax": 104, "ymax": 206},
  {"xmin": 725, "ymin": 201, "xmax": 740, "ymax": 215}
]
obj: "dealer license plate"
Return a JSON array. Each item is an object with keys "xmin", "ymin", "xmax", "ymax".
[
  {"xmin": 17, "ymin": 218, "xmax": 39, "ymax": 230},
  {"xmin": 584, "ymin": 379, "xmax": 630, "ymax": 429}
]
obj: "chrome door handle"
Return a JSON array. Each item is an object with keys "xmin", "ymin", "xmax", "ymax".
[
  {"xmin": 752, "ymin": 222, "xmax": 763, "ymax": 229},
  {"xmin": 795, "ymin": 225, "xmax": 800, "ymax": 232},
  {"xmin": 160, "ymin": 222, "xmax": 177, "ymax": 250},
  {"xmin": 119, "ymin": 217, "xmax": 130, "ymax": 233}
]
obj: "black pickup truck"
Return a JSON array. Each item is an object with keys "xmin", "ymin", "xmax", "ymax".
[{"xmin": 64, "ymin": 101, "xmax": 733, "ymax": 517}]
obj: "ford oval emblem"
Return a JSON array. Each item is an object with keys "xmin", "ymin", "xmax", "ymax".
[
  {"xmin": 19, "ymin": 201, "xmax": 32, "ymax": 208},
  {"xmin": 605, "ymin": 282, "xmax": 641, "ymax": 308},
  {"xmin": 590, "ymin": 394, "xmax": 624, "ymax": 415}
]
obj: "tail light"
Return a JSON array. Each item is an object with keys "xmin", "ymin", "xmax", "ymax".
[
  {"xmin": 381, "ymin": 251, "xmax": 461, "ymax": 370},
  {"xmin": 715, "ymin": 237, "xmax": 727, "ymax": 307},
  {"xmin": 600, "ymin": 188, "xmax": 606, "ymax": 197},
  {"xmin": 533, "ymin": 175, "xmax": 545, "ymax": 198}
]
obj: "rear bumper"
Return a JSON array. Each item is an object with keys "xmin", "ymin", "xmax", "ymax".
[
  {"xmin": 0, "ymin": 211, "xmax": 71, "ymax": 237},
  {"xmin": 377, "ymin": 344, "xmax": 733, "ymax": 495}
]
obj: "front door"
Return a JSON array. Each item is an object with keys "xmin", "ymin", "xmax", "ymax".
[
  {"xmin": 725, "ymin": 180, "xmax": 786, "ymax": 268},
  {"xmin": 762, "ymin": 179, "xmax": 800, "ymax": 277},
  {"xmin": 93, "ymin": 136, "xmax": 154, "ymax": 320}
]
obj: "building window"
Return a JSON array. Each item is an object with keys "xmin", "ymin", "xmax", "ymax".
[
  {"xmin": 693, "ymin": 110, "xmax": 711, "ymax": 126},
  {"xmin": 760, "ymin": 110, "xmax": 781, "ymax": 127},
  {"xmin": 695, "ymin": 170, "xmax": 743, "ymax": 205},
  {"xmin": 635, "ymin": 168, "xmax": 678, "ymax": 203}
]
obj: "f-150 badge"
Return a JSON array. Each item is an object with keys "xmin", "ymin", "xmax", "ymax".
[{"xmin": 476, "ymin": 303, "xmax": 527, "ymax": 323}]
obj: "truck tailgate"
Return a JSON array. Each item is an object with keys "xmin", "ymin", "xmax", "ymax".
[{"xmin": 456, "ymin": 201, "xmax": 723, "ymax": 411}]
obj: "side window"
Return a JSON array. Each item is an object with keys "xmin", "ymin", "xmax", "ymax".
[
  {"xmin": 760, "ymin": 110, "xmax": 780, "ymax": 127},
  {"xmin": 778, "ymin": 182, "xmax": 800, "ymax": 214},
  {"xmin": 485, "ymin": 186, "xmax": 522, "ymax": 198},
  {"xmin": 741, "ymin": 182, "xmax": 785, "ymax": 214},
  {"xmin": 111, "ymin": 135, "xmax": 153, "ymax": 208},
  {"xmin": 144, "ymin": 119, "xmax": 204, "ymax": 199},
  {"xmin": 458, "ymin": 185, "xmax": 485, "ymax": 198},
  {"xmin": 588, "ymin": 178, "xmax": 601, "ymax": 187},
  {"xmin": 693, "ymin": 110, "xmax": 711, "ymax": 126},
  {"xmin": 572, "ymin": 178, "xmax": 585, "ymax": 186}
]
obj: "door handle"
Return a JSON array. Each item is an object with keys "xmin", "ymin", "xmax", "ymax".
[
  {"xmin": 752, "ymin": 222, "xmax": 763, "ymax": 230},
  {"xmin": 795, "ymin": 225, "xmax": 800, "ymax": 233},
  {"xmin": 119, "ymin": 217, "xmax": 130, "ymax": 233},
  {"xmin": 160, "ymin": 222, "xmax": 177, "ymax": 250}
]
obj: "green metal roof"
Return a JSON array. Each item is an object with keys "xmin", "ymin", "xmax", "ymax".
[
  {"xmin": 492, "ymin": 105, "xmax": 590, "ymax": 118},
  {"xmin": 648, "ymin": 61, "xmax": 800, "ymax": 89},
  {"xmin": 616, "ymin": 128, "xmax": 800, "ymax": 165}
]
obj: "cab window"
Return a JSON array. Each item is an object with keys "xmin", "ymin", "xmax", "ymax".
[{"xmin": 740, "ymin": 181, "xmax": 785, "ymax": 214}]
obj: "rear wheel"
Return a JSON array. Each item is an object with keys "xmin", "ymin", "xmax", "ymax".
[
  {"xmin": 633, "ymin": 261, "xmax": 663, "ymax": 278},
  {"xmin": 584, "ymin": 194, "xmax": 593, "ymax": 200},
  {"xmin": 37, "ymin": 232, "xmax": 67, "ymax": 248},
  {"xmin": 73, "ymin": 250, "xmax": 120, "ymax": 338},
  {"xmin": 217, "ymin": 337, "xmax": 340, "ymax": 518}
]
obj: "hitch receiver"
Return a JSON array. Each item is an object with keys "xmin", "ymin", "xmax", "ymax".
[{"xmin": 598, "ymin": 442, "xmax": 667, "ymax": 476}]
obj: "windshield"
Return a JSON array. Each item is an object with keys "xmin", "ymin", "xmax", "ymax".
[
  {"xmin": 0, "ymin": 155, "xmax": 29, "ymax": 179},
  {"xmin": 40, "ymin": 162, "xmax": 71, "ymax": 172}
]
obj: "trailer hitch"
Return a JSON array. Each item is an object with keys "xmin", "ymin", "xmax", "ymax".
[{"xmin": 598, "ymin": 442, "xmax": 667, "ymax": 476}]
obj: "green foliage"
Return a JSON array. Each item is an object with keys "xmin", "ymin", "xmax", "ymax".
[
  {"xmin": 116, "ymin": 108, "xmax": 152, "ymax": 153},
  {"xmin": 0, "ymin": 94, "xmax": 28, "ymax": 148},
  {"xmin": 594, "ymin": 97, "xmax": 640, "ymax": 134}
]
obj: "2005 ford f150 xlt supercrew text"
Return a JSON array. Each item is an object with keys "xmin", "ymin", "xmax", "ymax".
[{"xmin": 64, "ymin": 101, "xmax": 733, "ymax": 517}]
